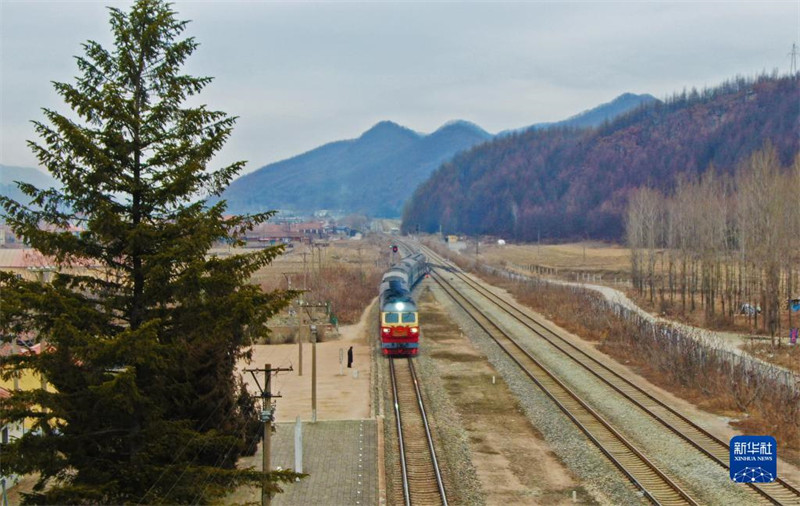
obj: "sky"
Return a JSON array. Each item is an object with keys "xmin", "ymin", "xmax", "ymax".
[{"xmin": 1, "ymin": 1, "xmax": 798, "ymax": 176}]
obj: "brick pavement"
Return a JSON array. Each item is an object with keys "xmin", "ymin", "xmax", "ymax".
[{"xmin": 233, "ymin": 419, "xmax": 379, "ymax": 506}]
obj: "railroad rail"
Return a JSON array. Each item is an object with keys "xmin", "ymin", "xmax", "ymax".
[
  {"xmin": 421, "ymin": 244, "xmax": 800, "ymax": 505},
  {"xmin": 389, "ymin": 357, "xmax": 448, "ymax": 506}
]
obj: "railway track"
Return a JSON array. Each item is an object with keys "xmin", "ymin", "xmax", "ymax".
[
  {"xmin": 420, "ymin": 244, "xmax": 800, "ymax": 505},
  {"xmin": 389, "ymin": 357, "xmax": 448, "ymax": 506}
]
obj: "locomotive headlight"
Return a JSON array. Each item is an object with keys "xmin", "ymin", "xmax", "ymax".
[
  {"xmin": 396, "ymin": 302, "xmax": 405, "ymax": 311},
  {"xmin": 410, "ymin": 327, "xmax": 419, "ymax": 334}
]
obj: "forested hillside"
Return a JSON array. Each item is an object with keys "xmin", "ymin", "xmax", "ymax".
[{"xmin": 402, "ymin": 74, "xmax": 799, "ymax": 241}]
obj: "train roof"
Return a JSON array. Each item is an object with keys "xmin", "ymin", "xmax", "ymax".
[
  {"xmin": 381, "ymin": 278, "xmax": 408, "ymax": 292},
  {"xmin": 381, "ymin": 296, "xmax": 417, "ymax": 312},
  {"xmin": 379, "ymin": 251, "xmax": 425, "ymax": 311},
  {"xmin": 382, "ymin": 270, "xmax": 408, "ymax": 281},
  {"xmin": 380, "ymin": 279, "xmax": 415, "ymax": 307}
]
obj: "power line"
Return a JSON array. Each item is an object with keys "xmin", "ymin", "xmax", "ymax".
[
  {"xmin": 138, "ymin": 392, "xmax": 236, "ymax": 504},
  {"xmin": 789, "ymin": 42, "xmax": 799, "ymax": 75},
  {"xmin": 189, "ymin": 421, "xmax": 254, "ymax": 505}
]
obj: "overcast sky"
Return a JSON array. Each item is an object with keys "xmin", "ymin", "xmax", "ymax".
[{"xmin": 2, "ymin": 1, "xmax": 798, "ymax": 175}]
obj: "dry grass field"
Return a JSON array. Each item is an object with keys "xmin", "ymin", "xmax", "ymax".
[
  {"xmin": 213, "ymin": 237, "xmax": 385, "ymax": 291},
  {"xmin": 227, "ymin": 236, "xmax": 389, "ymax": 328},
  {"xmin": 464, "ymin": 240, "xmax": 634, "ymax": 287},
  {"xmin": 479, "ymin": 241, "xmax": 632, "ymax": 273}
]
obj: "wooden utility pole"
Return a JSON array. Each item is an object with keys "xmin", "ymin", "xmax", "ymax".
[
  {"xmin": 245, "ymin": 363, "xmax": 293, "ymax": 506},
  {"xmin": 298, "ymin": 336, "xmax": 303, "ymax": 377},
  {"xmin": 312, "ymin": 341, "xmax": 317, "ymax": 422},
  {"xmin": 261, "ymin": 388, "xmax": 275, "ymax": 506},
  {"xmin": 311, "ymin": 326, "xmax": 318, "ymax": 422},
  {"xmin": 302, "ymin": 251, "xmax": 308, "ymax": 291}
]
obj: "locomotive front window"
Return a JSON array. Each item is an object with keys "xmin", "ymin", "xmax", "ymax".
[
  {"xmin": 401, "ymin": 312, "xmax": 416, "ymax": 323},
  {"xmin": 384, "ymin": 312, "xmax": 400, "ymax": 323}
]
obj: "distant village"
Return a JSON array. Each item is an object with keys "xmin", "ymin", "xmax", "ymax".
[{"xmin": 0, "ymin": 211, "xmax": 398, "ymax": 278}]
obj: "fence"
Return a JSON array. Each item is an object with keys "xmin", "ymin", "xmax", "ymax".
[{"xmin": 507, "ymin": 262, "xmax": 631, "ymax": 286}]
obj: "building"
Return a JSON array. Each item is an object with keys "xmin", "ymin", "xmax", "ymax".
[{"xmin": 0, "ymin": 342, "xmax": 49, "ymax": 495}]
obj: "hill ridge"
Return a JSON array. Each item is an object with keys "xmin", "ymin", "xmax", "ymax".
[
  {"xmin": 219, "ymin": 93, "xmax": 649, "ymax": 217},
  {"xmin": 401, "ymin": 74, "xmax": 798, "ymax": 241}
]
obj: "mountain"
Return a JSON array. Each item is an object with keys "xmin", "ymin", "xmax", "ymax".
[
  {"xmin": 217, "ymin": 120, "xmax": 492, "ymax": 217},
  {"xmin": 402, "ymin": 75, "xmax": 799, "ymax": 241},
  {"xmin": 218, "ymin": 92, "xmax": 660, "ymax": 218},
  {"xmin": 0, "ymin": 165, "xmax": 57, "ymax": 205},
  {"xmin": 499, "ymin": 92, "xmax": 658, "ymax": 136}
]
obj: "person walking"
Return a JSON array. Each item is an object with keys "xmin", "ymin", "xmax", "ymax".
[{"xmin": 347, "ymin": 346, "xmax": 354, "ymax": 368}]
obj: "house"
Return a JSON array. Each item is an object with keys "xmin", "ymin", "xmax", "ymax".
[
  {"xmin": 0, "ymin": 341, "xmax": 49, "ymax": 494},
  {"xmin": 0, "ymin": 248, "xmax": 97, "ymax": 281}
]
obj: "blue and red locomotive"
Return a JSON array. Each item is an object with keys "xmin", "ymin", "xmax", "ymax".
[{"xmin": 379, "ymin": 252, "xmax": 427, "ymax": 356}]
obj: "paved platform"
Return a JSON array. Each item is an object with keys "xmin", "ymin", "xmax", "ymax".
[{"xmin": 232, "ymin": 419, "xmax": 379, "ymax": 506}]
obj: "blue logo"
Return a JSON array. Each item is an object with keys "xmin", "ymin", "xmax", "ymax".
[{"xmin": 730, "ymin": 435, "xmax": 777, "ymax": 483}]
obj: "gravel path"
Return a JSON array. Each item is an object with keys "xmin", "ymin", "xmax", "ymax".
[{"xmin": 414, "ymin": 347, "xmax": 485, "ymax": 505}]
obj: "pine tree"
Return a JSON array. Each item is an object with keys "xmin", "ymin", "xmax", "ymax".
[{"xmin": 0, "ymin": 1, "xmax": 299, "ymax": 503}]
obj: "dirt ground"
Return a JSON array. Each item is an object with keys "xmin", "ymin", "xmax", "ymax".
[{"xmin": 238, "ymin": 302, "xmax": 375, "ymax": 423}]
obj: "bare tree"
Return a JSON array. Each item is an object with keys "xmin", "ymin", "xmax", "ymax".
[
  {"xmin": 627, "ymin": 187, "xmax": 663, "ymax": 298},
  {"xmin": 736, "ymin": 145, "xmax": 786, "ymax": 342}
]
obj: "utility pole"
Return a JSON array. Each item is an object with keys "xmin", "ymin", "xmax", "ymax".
[
  {"xmin": 790, "ymin": 42, "xmax": 799, "ymax": 75},
  {"xmin": 302, "ymin": 251, "xmax": 308, "ymax": 292},
  {"xmin": 357, "ymin": 245, "xmax": 364, "ymax": 286},
  {"xmin": 310, "ymin": 325, "xmax": 318, "ymax": 422},
  {"xmin": 537, "ymin": 227, "xmax": 541, "ymax": 259},
  {"xmin": 245, "ymin": 363, "xmax": 293, "ymax": 506},
  {"xmin": 298, "ymin": 332, "xmax": 303, "ymax": 377},
  {"xmin": 283, "ymin": 272, "xmax": 303, "ymax": 376}
]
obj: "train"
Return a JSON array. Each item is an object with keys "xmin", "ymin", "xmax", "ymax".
[{"xmin": 379, "ymin": 252, "xmax": 427, "ymax": 356}]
